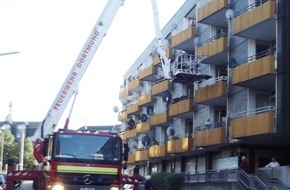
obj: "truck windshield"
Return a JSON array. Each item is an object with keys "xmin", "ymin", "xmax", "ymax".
[{"xmin": 52, "ymin": 133, "xmax": 122, "ymax": 163}]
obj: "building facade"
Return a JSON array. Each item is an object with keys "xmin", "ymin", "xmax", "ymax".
[{"xmin": 118, "ymin": 0, "xmax": 290, "ymax": 189}]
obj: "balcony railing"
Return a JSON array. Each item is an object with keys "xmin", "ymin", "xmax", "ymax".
[
  {"xmin": 168, "ymin": 98, "xmax": 193, "ymax": 117},
  {"xmin": 197, "ymin": 32, "xmax": 227, "ymax": 48},
  {"xmin": 138, "ymin": 92, "xmax": 153, "ymax": 106},
  {"xmin": 150, "ymin": 112, "xmax": 169, "ymax": 126},
  {"xmin": 152, "ymin": 79, "xmax": 170, "ymax": 96},
  {"xmin": 232, "ymin": 0, "xmax": 276, "ymax": 39},
  {"xmin": 197, "ymin": 0, "xmax": 228, "ymax": 27},
  {"xmin": 194, "ymin": 127, "xmax": 225, "ymax": 147},
  {"xmin": 231, "ymin": 106, "xmax": 274, "ymax": 119},
  {"xmin": 234, "ymin": 0, "xmax": 271, "ymax": 17},
  {"xmin": 230, "ymin": 106, "xmax": 275, "ymax": 138},
  {"xmin": 232, "ymin": 48, "xmax": 275, "ymax": 68},
  {"xmin": 135, "ymin": 149, "xmax": 149, "ymax": 161},
  {"xmin": 119, "ymin": 88, "xmax": 129, "ymax": 100},
  {"xmin": 118, "ymin": 111, "xmax": 127, "ymax": 121},
  {"xmin": 139, "ymin": 65, "xmax": 154, "ymax": 80},
  {"xmin": 127, "ymin": 78, "xmax": 141, "ymax": 92},
  {"xmin": 196, "ymin": 76, "xmax": 227, "ymax": 89},
  {"xmin": 136, "ymin": 121, "xmax": 150, "ymax": 134},
  {"xmin": 123, "ymin": 128, "xmax": 137, "ymax": 139},
  {"xmin": 149, "ymin": 144, "xmax": 166, "ymax": 158},
  {"xmin": 167, "ymin": 137, "xmax": 193, "ymax": 154},
  {"xmin": 171, "ymin": 19, "xmax": 196, "ymax": 37},
  {"xmin": 195, "ymin": 76, "xmax": 227, "ymax": 104}
]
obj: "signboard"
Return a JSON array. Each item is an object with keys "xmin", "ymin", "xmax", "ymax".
[{"xmin": 217, "ymin": 156, "xmax": 239, "ymax": 170}]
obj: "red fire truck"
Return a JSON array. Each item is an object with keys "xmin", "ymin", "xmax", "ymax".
[{"xmin": 5, "ymin": 0, "xmax": 180, "ymax": 189}]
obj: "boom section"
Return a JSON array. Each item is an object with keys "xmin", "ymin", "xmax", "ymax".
[{"xmin": 33, "ymin": 0, "xmax": 126, "ymax": 140}]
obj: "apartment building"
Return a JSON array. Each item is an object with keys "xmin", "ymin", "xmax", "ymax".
[{"xmin": 118, "ymin": 0, "xmax": 290, "ymax": 189}]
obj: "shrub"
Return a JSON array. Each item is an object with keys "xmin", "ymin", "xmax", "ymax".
[{"xmin": 151, "ymin": 172, "xmax": 184, "ymax": 190}]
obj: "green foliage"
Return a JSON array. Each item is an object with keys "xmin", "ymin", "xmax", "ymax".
[
  {"xmin": 3, "ymin": 130, "xmax": 19, "ymax": 165},
  {"xmin": 23, "ymin": 137, "xmax": 35, "ymax": 169},
  {"xmin": 151, "ymin": 172, "xmax": 168, "ymax": 190},
  {"xmin": 151, "ymin": 172, "xmax": 184, "ymax": 190},
  {"xmin": 2, "ymin": 130, "xmax": 35, "ymax": 169},
  {"xmin": 163, "ymin": 173, "xmax": 184, "ymax": 190}
]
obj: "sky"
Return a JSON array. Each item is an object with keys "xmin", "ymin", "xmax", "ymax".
[{"xmin": 0, "ymin": 0, "xmax": 186, "ymax": 130}]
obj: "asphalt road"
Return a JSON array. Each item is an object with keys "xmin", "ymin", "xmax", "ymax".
[{"xmin": 18, "ymin": 181, "xmax": 33, "ymax": 190}]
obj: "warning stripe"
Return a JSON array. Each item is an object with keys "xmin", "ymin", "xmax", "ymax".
[{"xmin": 57, "ymin": 165, "xmax": 118, "ymax": 175}]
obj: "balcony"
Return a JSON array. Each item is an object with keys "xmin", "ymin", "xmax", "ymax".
[
  {"xmin": 123, "ymin": 128, "xmax": 137, "ymax": 139},
  {"xmin": 119, "ymin": 89, "xmax": 129, "ymax": 100},
  {"xmin": 150, "ymin": 112, "xmax": 169, "ymax": 127},
  {"xmin": 136, "ymin": 121, "xmax": 150, "ymax": 134},
  {"xmin": 230, "ymin": 106, "xmax": 275, "ymax": 139},
  {"xmin": 135, "ymin": 149, "xmax": 149, "ymax": 162},
  {"xmin": 127, "ymin": 154, "xmax": 135, "ymax": 164},
  {"xmin": 171, "ymin": 20, "xmax": 196, "ymax": 51},
  {"xmin": 138, "ymin": 92, "xmax": 153, "ymax": 107},
  {"xmin": 126, "ymin": 103, "xmax": 140, "ymax": 115},
  {"xmin": 231, "ymin": 52, "xmax": 275, "ymax": 91},
  {"xmin": 139, "ymin": 65, "xmax": 155, "ymax": 81},
  {"xmin": 198, "ymin": 0, "xmax": 228, "ymax": 27},
  {"xmin": 149, "ymin": 144, "xmax": 166, "ymax": 158},
  {"xmin": 196, "ymin": 34, "xmax": 228, "ymax": 66},
  {"xmin": 128, "ymin": 78, "xmax": 141, "ymax": 92},
  {"xmin": 153, "ymin": 48, "xmax": 173, "ymax": 67},
  {"xmin": 167, "ymin": 137, "xmax": 193, "ymax": 154},
  {"xmin": 169, "ymin": 98, "xmax": 193, "ymax": 118},
  {"xmin": 232, "ymin": 0, "xmax": 276, "ymax": 41},
  {"xmin": 195, "ymin": 76, "xmax": 227, "ymax": 106},
  {"xmin": 118, "ymin": 111, "xmax": 127, "ymax": 122},
  {"xmin": 194, "ymin": 127, "xmax": 226, "ymax": 147},
  {"xmin": 152, "ymin": 79, "xmax": 170, "ymax": 96}
]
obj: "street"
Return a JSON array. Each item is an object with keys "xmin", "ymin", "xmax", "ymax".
[{"xmin": 18, "ymin": 181, "xmax": 33, "ymax": 190}]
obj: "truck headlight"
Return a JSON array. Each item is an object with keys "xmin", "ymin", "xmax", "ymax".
[
  {"xmin": 110, "ymin": 185, "xmax": 120, "ymax": 190},
  {"xmin": 52, "ymin": 184, "xmax": 65, "ymax": 190}
]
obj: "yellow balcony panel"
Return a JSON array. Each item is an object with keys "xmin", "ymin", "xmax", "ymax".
[
  {"xmin": 232, "ymin": 1, "xmax": 276, "ymax": 41},
  {"xmin": 149, "ymin": 144, "xmax": 166, "ymax": 158},
  {"xmin": 194, "ymin": 127, "xmax": 225, "ymax": 147},
  {"xmin": 126, "ymin": 103, "xmax": 140, "ymax": 115},
  {"xmin": 195, "ymin": 81, "xmax": 227, "ymax": 104},
  {"xmin": 119, "ymin": 89, "xmax": 129, "ymax": 100},
  {"xmin": 150, "ymin": 112, "xmax": 168, "ymax": 126},
  {"xmin": 171, "ymin": 26, "xmax": 196, "ymax": 49},
  {"xmin": 153, "ymin": 48, "xmax": 172, "ymax": 66},
  {"xmin": 169, "ymin": 98, "xmax": 193, "ymax": 117},
  {"xmin": 123, "ymin": 128, "xmax": 137, "ymax": 139},
  {"xmin": 136, "ymin": 121, "xmax": 150, "ymax": 134},
  {"xmin": 128, "ymin": 78, "xmax": 141, "ymax": 92},
  {"xmin": 230, "ymin": 112, "xmax": 275, "ymax": 139},
  {"xmin": 118, "ymin": 111, "xmax": 127, "ymax": 122},
  {"xmin": 135, "ymin": 149, "xmax": 149, "ymax": 162},
  {"xmin": 138, "ymin": 93, "xmax": 153, "ymax": 106},
  {"xmin": 139, "ymin": 65, "xmax": 155, "ymax": 81},
  {"xmin": 198, "ymin": 0, "xmax": 228, "ymax": 27},
  {"xmin": 152, "ymin": 79, "xmax": 170, "ymax": 96},
  {"xmin": 197, "ymin": 37, "xmax": 227, "ymax": 65},
  {"xmin": 167, "ymin": 137, "xmax": 192, "ymax": 154},
  {"xmin": 232, "ymin": 55, "xmax": 275, "ymax": 88},
  {"xmin": 127, "ymin": 154, "xmax": 135, "ymax": 164}
]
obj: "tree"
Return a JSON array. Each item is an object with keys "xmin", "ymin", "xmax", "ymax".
[
  {"xmin": 23, "ymin": 137, "xmax": 35, "ymax": 169},
  {"xmin": 2, "ymin": 130, "xmax": 36, "ymax": 170},
  {"xmin": 2, "ymin": 130, "xmax": 19, "ymax": 167}
]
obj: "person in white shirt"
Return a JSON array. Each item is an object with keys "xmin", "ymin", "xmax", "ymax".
[{"xmin": 265, "ymin": 156, "xmax": 280, "ymax": 168}]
